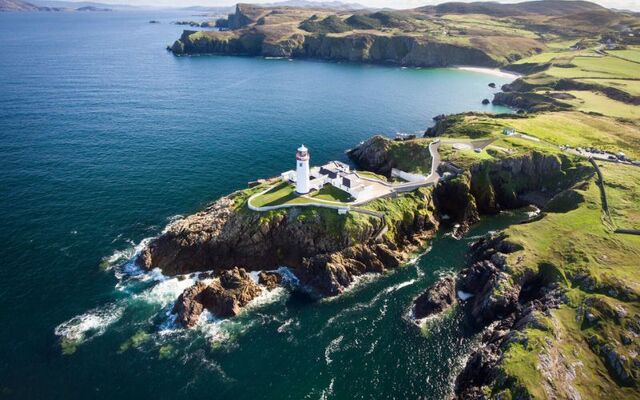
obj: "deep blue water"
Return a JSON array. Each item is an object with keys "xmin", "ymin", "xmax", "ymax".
[{"xmin": 0, "ymin": 10, "xmax": 515, "ymax": 399}]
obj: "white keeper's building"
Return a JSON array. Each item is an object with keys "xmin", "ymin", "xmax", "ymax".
[{"xmin": 281, "ymin": 145, "xmax": 373, "ymax": 201}]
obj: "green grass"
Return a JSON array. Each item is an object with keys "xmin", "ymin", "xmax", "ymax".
[
  {"xmin": 498, "ymin": 112, "xmax": 640, "ymax": 159},
  {"xmin": 249, "ymin": 181, "xmax": 298, "ymax": 207},
  {"xmin": 600, "ymin": 163, "xmax": 640, "ymax": 230},
  {"xmin": 299, "ymin": 15, "xmax": 351, "ymax": 34},
  {"xmin": 576, "ymin": 78, "xmax": 640, "ymax": 96},
  {"xmin": 249, "ymin": 180, "xmax": 353, "ymax": 208},
  {"xmin": 430, "ymin": 109, "xmax": 640, "ymax": 395},
  {"xmin": 546, "ymin": 55, "xmax": 640, "ymax": 80},
  {"xmin": 310, "ymin": 185, "xmax": 352, "ymax": 202},
  {"xmin": 386, "ymin": 139, "xmax": 433, "ymax": 174},
  {"xmin": 607, "ymin": 47, "xmax": 640, "ymax": 64},
  {"xmin": 491, "ymin": 162, "xmax": 640, "ymax": 397},
  {"xmin": 356, "ymin": 170, "xmax": 389, "ymax": 181},
  {"xmin": 557, "ymin": 91, "xmax": 640, "ymax": 120},
  {"xmin": 498, "ymin": 329, "xmax": 549, "ymax": 399},
  {"xmin": 439, "ymin": 142, "xmax": 499, "ymax": 169},
  {"xmin": 363, "ymin": 187, "xmax": 433, "ymax": 242}
]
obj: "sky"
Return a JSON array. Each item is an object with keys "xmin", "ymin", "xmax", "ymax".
[{"xmin": 89, "ymin": 0, "xmax": 640, "ymax": 12}]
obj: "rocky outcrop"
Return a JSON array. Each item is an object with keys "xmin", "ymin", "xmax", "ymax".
[
  {"xmin": 412, "ymin": 232, "xmax": 564, "ymax": 397},
  {"xmin": 296, "ymin": 243, "xmax": 403, "ymax": 297},
  {"xmin": 220, "ymin": 4, "xmax": 264, "ymax": 30},
  {"xmin": 138, "ymin": 183, "xmax": 438, "ymax": 303},
  {"xmin": 434, "ymin": 172, "xmax": 481, "ymax": 232},
  {"xmin": 170, "ymin": 29, "xmax": 500, "ymax": 68},
  {"xmin": 413, "ymin": 275, "xmax": 457, "ymax": 319},
  {"xmin": 500, "ymin": 76, "xmax": 640, "ymax": 106},
  {"xmin": 137, "ymin": 196, "xmax": 359, "ymax": 276},
  {"xmin": 346, "ymin": 135, "xmax": 395, "ymax": 175},
  {"xmin": 492, "ymin": 90, "xmax": 573, "ymax": 112},
  {"xmin": 172, "ymin": 268, "xmax": 262, "ymax": 327},
  {"xmin": 295, "ymin": 34, "xmax": 499, "ymax": 67},
  {"xmin": 258, "ymin": 271, "xmax": 282, "ymax": 290}
]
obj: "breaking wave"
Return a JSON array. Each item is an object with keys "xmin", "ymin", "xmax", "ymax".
[{"xmin": 54, "ymin": 303, "xmax": 124, "ymax": 343}]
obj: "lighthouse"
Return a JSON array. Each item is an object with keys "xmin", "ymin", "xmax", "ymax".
[{"xmin": 295, "ymin": 145, "xmax": 310, "ymax": 194}]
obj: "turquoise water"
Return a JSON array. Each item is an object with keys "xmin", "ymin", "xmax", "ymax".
[{"xmin": 0, "ymin": 11, "xmax": 516, "ymax": 399}]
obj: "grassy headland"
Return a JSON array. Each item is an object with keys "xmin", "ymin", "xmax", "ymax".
[{"xmin": 169, "ymin": 1, "xmax": 639, "ymax": 69}]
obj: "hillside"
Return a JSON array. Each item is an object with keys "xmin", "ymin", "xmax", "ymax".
[
  {"xmin": 420, "ymin": 0, "xmax": 608, "ymax": 17},
  {"xmin": 0, "ymin": 0, "xmax": 41, "ymax": 11},
  {"xmin": 0, "ymin": 0, "xmax": 112, "ymax": 11},
  {"xmin": 169, "ymin": 1, "xmax": 639, "ymax": 68}
]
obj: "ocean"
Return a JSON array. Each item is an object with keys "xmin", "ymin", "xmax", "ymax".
[{"xmin": 0, "ymin": 10, "xmax": 517, "ymax": 399}]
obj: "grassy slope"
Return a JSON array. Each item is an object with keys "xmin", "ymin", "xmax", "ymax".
[
  {"xmin": 231, "ymin": 181, "xmax": 378, "ymax": 241},
  {"xmin": 495, "ymin": 162, "xmax": 640, "ymax": 399},
  {"xmin": 557, "ymin": 90, "xmax": 639, "ymax": 120},
  {"xmin": 387, "ymin": 139, "xmax": 433, "ymax": 174},
  {"xmin": 422, "ymin": 45, "xmax": 640, "ymax": 393},
  {"xmin": 391, "ymin": 109, "xmax": 640, "ymax": 399},
  {"xmin": 433, "ymin": 112, "xmax": 640, "ymax": 160},
  {"xmin": 249, "ymin": 180, "xmax": 354, "ymax": 207}
]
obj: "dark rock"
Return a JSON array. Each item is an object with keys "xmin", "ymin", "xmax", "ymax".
[
  {"xmin": 482, "ymin": 98, "xmax": 490, "ymax": 105},
  {"xmin": 413, "ymin": 275, "xmax": 457, "ymax": 319},
  {"xmin": 488, "ymin": 82, "xmax": 496, "ymax": 88},
  {"xmin": 346, "ymin": 135, "xmax": 395, "ymax": 175},
  {"xmin": 455, "ymin": 346, "xmax": 499, "ymax": 398},
  {"xmin": 172, "ymin": 267, "xmax": 262, "ymax": 327},
  {"xmin": 258, "ymin": 271, "xmax": 282, "ymax": 290}
]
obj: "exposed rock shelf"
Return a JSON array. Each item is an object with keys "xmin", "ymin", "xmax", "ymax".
[{"xmin": 137, "ymin": 180, "xmax": 438, "ymax": 326}]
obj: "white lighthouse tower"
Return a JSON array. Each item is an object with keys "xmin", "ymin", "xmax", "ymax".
[{"xmin": 295, "ymin": 145, "xmax": 310, "ymax": 194}]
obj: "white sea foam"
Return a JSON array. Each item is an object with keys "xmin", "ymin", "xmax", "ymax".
[
  {"xmin": 319, "ymin": 378, "xmax": 335, "ymax": 400},
  {"xmin": 324, "ymin": 335, "xmax": 343, "ymax": 365},
  {"xmin": 527, "ymin": 206, "xmax": 541, "ymax": 218},
  {"xmin": 196, "ymin": 311, "xmax": 231, "ymax": 345},
  {"xmin": 107, "ymin": 236, "xmax": 155, "ymax": 281},
  {"xmin": 338, "ymin": 273, "xmax": 379, "ymax": 296},
  {"xmin": 384, "ymin": 278, "xmax": 416, "ymax": 294},
  {"xmin": 365, "ymin": 339, "xmax": 378, "ymax": 355},
  {"xmin": 134, "ymin": 274, "xmax": 200, "ymax": 307},
  {"xmin": 54, "ymin": 303, "xmax": 124, "ymax": 343},
  {"xmin": 277, "ymin": 318, "xmax": 293, "ymax": 333},
  {"xmin": 457, "ymin": 290, "xmax": 474, "ymax": 301},
  {"xmin": 245, "ymin": 287, "xmax": 288, "ymax": 311}
]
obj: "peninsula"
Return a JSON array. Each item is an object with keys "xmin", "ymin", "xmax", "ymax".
[{"xmin": 133, "ymin": 1, "xmax": 640, "ymax": 398}]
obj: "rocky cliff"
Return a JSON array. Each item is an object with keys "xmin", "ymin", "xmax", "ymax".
[
  {"xmin": 411, "ymin": 231, "xmax": 568, "ymax": 398},
  {"xmin": 170, "ymin": 30, "xmax": 500, "ymax": 68},
  {"xmin": 137, "ymin": 185, "xmax": 438, "ymax": 326}
]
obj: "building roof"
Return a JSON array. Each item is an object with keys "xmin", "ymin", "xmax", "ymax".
[{"xmin": 319, "ymin": 167, "xmax": 338, "ymax": 179}]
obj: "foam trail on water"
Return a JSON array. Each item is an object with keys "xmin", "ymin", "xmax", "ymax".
[
  {"xmin": 384, "ymin": 278, "xmax": 416, "ymax": 294},
  {"xmin": 319, "ymin": 378, "xmax": 335, "ymax": 400},
  {"xmin": 324, "ymin": 335, "xmax": 343, "ymax": 365},
  {"xmin": 54, "ymin": 303, "xmax": 124, "ymax": 344}
]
